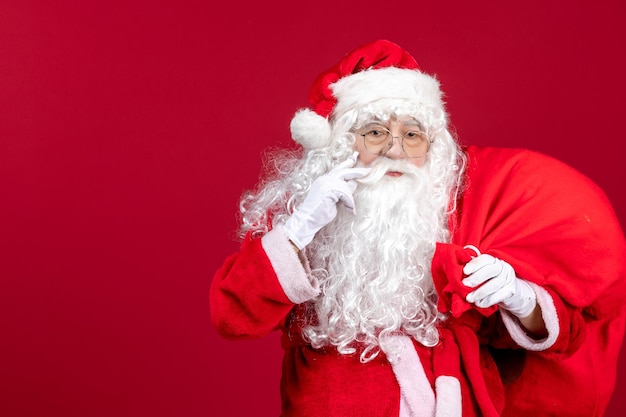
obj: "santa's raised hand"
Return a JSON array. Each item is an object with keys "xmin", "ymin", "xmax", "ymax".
[{"xmin": 283, "ymin": 152, "xmax": 370, "ymax": 250}]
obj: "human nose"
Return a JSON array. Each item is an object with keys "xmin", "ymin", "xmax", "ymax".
[{"xmin": 383, "ymin": 134, "xmax": 405, "ymax": 159}]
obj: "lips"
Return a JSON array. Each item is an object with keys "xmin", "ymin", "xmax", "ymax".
[{"xmin": 385, "ymin": 171, "xmax": 404, "ymax": 177}]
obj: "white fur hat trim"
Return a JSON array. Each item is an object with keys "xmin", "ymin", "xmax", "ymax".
[{"xmin": 330, "ymin": 67, "xmax": 443, "ymax": 118}]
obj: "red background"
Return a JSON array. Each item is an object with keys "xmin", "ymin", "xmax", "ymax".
[{"xmin": 1, "ymin": 1, "xmax": 625, "ymax": 416}]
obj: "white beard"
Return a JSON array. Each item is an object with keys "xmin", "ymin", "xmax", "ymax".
[{"xmin": 303, "ymin": 158, "xmax": 451, "ymax": 363}]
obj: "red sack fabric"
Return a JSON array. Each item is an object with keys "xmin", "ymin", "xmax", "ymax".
[
  {"xmin": 433, "ymin": 145, "xmax": 626, "ymax": 416},
  {"xmin": 432, "ymin": 243, "xmax": 498, "ymax": 318}
]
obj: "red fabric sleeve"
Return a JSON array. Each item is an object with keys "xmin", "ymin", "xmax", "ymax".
[
  {"xmin": 209, "ymin": 234, "xmax": 295, "ymax": 339},
  {"xmin": 433, "ymin": 241, "xmax": 586, "ymax": 356}
]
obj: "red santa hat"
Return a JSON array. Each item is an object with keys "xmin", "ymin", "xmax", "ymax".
[{"xmin": 290, "ymin": 39, "xmax": 446, "ymax": 149}]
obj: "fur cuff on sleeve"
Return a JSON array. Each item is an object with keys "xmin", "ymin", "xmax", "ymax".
[
  {"xmin": 500, "ymin": 281, "xmax": 559, "ymax": 351},
  {"xmin": 261, "ymin": 225, "xmax": 320, "ymax": 304}
]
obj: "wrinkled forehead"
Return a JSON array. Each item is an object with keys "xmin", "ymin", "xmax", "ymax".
[
  {"xmin": 351, "ymin": 99, "xmax": 431, "ymax": 130},
  {"xmin": 359, "ymin": 113, "xmax": 425, "ymax": 129}
]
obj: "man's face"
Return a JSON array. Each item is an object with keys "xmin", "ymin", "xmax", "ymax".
[{"xmin": 353, "ymin": 116, "xmax": 429, "ymax": 171}]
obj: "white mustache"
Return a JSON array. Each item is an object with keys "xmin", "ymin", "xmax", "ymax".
[{"xmin": 356, "ymin": 159, "xmax": 421, "ymax": 185}]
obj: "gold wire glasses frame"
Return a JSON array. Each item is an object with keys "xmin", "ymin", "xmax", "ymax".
[{"xmin": 359, "ymin": 126, "xmax": 434, "ymax": 158}]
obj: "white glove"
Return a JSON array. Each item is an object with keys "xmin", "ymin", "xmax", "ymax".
[
  {"xmin": 283, "ymin": 152, "xmax": 370, "ymax": 250},
  {"xmin": 462, "ymin": 254, "xmax": 537, "ymax": 319}
]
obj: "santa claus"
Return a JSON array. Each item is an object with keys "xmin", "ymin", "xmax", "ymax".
[{"xmin": 210, "ymin": 40, "xmax": 626, "ymax": 416}]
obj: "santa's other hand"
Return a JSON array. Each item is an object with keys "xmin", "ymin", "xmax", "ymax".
[{"xmin": 462, "ymin": 254, "xmax": 537, "ymax": 319}]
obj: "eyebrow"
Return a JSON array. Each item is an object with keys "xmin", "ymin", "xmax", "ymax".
[
  {"xmin": 362, "ymin": 118, "xmax": 425, "ymax": 130},
  {"xmin": 363, "ymin": 116, "xmax": 385, "ymax": 124},
  {"xmin": 401, "ymin": 118, "xmax": 424, "ymax": 128}
]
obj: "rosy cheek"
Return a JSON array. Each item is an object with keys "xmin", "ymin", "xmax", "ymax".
[
  {"xmin": 357, "ymin": 154, "xmax": 377, "ymax": 167},
  {"xmin": 354, "ymin": 141, "xmax": 376, "ymax": 165},
  {"xmin": 408, "ymin": 158, "xmax": 426, "ymax": 168}
]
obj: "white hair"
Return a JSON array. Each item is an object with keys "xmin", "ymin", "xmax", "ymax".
[
  {"xmin": 238, "ymin": 101, "xmax": 466, "ymax": 362},
  {"xmin": 303, "ymin": 159, "xmax": 442, "ymax": 362}
]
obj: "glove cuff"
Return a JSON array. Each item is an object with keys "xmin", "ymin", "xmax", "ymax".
[
  {"xmin": 282, "ymin": 217, "xmax": 306, "ymax": 250},
  {"xmin": 504, "ymin": 278, "xmax": 537, "ymax": 319}
]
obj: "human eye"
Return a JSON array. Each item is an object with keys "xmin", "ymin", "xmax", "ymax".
[
  {"xmin": 367, "ymin": 129, "xmax": 386, "ymax": 137},
  {"xmin": 404, "ymin": 131, "xmax": 426, "ymax": 141},
  {"xmin": 363, "ymin": 126, "xmax": 389, "ymax": 142}
]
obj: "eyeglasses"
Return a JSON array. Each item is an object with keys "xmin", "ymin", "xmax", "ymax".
[{"xmin": 358, "ymin": 125, "xmax": 433, "ymax": 158}]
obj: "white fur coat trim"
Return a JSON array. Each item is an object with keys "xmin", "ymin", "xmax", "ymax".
[
  {"xmin": 393, "ymin": 335, "xmax": 437, "ymax": 417},
  {"xmin": 261, "ymin": 225, "xmax": 320, "ymax": 304},
  {"xmin": 500, "ymin": 281, "xmax": 560, "ymax": 351}
]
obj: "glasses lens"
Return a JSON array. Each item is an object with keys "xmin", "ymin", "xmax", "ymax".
[
  {"xmin": 360, "ymin": 127, "xmax": 432, "ymax": 158},
  {"xmin": 362, "ymin": 127, "xmax": 391, "ymax": 155},
  {"xmin": 402, "ymin": 131, "xmax": 431, "ymax": 158}
]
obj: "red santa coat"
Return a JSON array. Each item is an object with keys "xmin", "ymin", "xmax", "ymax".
[{"xmin": 210, "ymin": 146, "xmax": 626, "ymax": 417}]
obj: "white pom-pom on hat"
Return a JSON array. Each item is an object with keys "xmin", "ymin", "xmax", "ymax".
[{"xmin": 289, "ymin": 108, "xmax": 332, "ymax": 149}]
